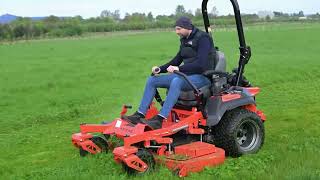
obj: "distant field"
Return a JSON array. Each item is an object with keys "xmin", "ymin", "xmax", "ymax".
[{"xmin": 1, "ymin": 22, "xmax": 320, "ymax": 179}]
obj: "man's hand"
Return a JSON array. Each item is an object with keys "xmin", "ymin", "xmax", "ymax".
[
  {"xmin": 167, "ymin": 66, "xmax": 179, "ymax": 73},
  {"xmin": 152, "ymin": 66, "xmax": 161, "ymax": 74}
]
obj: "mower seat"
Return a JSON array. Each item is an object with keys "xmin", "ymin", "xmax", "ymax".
[
  {"xmin": 176, "ymin": 51, "xmax": 227, "ymax": 107},
  {"xmin": 177, "ymin": 85, "xmax": 211, "ymax": 106}
]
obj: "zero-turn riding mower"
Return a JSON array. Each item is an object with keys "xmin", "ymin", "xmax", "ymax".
[{"xmin": 71, "ymin": 0, "xmax": 266, "ymax": 177}]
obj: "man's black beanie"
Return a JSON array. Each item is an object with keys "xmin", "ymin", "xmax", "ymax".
[{"xmin": 175, "ymin": 16, "xmax": 193, "ymax": 30}]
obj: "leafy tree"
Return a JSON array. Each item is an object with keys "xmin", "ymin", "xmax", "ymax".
[
  {"xmin": 273, "ymin": 11, "xmax": 283, "ymax": 17},
  {"xmin": 11, "ymin": 17, "xmax": 31, "ymax": 24},
  {"xmin": 13, "ymin": 24, "xmax": 26, "ymax": 38},
  {"xmin": 298, "ymin": 10, "xmax": 304, "ymax": 17},
  {"xmin": 101, "ymin": 17, "xmax": 115, "ymax": 23},
  {"xmin": 73, "ymin": 15, "xmax": 83, "ymax": 22},
  {"xmin": 123, "ymin": 13, "xmax": 148, "ymax": 23},
  {"xmin": 31, "ymin": 23, "xmax": 43, "ymax": 37},
  {"xmin": 147, "ymin": 12, "xmax": 154, "ymax": 22},
  {"xmin": 44, "ymin": 15, "xmax": 60, "ymax": 24},
  {"xmin": 0, "ymin": 24, "xmax": 13, "ymax": 40},
  {"xmin": 112, "ymin": 10, "xmax": 121, "ymax": 21},
  {"xmin": 156, "ymin": 15, "xmax": 171, "ymax": 22},
  {"xmin": 266, "ymin": 15, "xmax": 271, "ymax": 21}
]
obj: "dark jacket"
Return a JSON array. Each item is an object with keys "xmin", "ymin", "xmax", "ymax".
[{"xmin": 159, "ymin": 27, "xmax": 215, "ymax": 75}]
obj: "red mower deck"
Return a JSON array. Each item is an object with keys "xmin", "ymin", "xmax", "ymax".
[{"xmin": 161, "ymin": 142, "xmax": 225, "ymax": 177}]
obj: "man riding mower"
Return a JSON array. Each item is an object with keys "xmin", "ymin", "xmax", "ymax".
[{"xmin": 71, "ymin": 0, "xmax": 266, "ymax": 177}]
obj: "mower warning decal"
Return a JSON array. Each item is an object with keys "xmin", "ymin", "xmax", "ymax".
[{"xmin": 115, "ymin": 120, "xmax": 122, "ymax": 128}]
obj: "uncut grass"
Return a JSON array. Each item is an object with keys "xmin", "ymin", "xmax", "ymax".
[{"xmin": 0, "ymin": 23, "xmax": 320, "ymax": 179}]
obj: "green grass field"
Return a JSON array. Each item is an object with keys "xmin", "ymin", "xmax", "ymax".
[{"xmin": 1, "ymin": 22, "xmax": 320, "ymax": 179}]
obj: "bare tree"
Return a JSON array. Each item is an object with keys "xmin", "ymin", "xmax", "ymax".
[
  {"xmin": 100, "ymin": 10, "xmax": 121, "ymax": 21},
  {"xmin": 195, "ymin": 8, "xmax": 202, "ymax": 18},
  {"xmin": 209, "ymin": 6, "xmax": 219, "ymax": 17},
  {"xmin": 175, "ymin": 5, "xmax": 186, "ymax": 16}
]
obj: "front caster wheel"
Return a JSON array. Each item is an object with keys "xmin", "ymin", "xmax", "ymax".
[
  {"xmin": 79, "ymin": 135, "xmax": 109, "ymax": 157},
  {"xmin": 123, "ymin": 148, "xmax": 155, "ymax": 175}
]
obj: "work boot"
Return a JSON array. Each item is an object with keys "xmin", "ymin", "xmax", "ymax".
[
  {"xmin": 141, "ymin": 115, "xmax": 165, "ymax": 130},
  {"xmin": 122, "ymin": 111, "xmax": 145, "ymax": 124}
]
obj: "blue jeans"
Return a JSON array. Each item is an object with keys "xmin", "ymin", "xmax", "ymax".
[{"xmin": 138, "ymin": 74, "xmax": 211, "ymax": 118}]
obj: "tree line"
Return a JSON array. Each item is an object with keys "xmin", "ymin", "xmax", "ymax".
[{"xmin": 0, "ymin": 5, "xmax": 319, "ymax": 41}]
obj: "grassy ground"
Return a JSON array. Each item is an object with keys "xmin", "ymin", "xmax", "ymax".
[{"xmin": 1, "ymin": 22, "xmax": 320, "ymax": 179}]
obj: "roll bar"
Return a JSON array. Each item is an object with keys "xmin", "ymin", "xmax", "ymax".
[{"xmin": 202, "ymin": 0, "xmax": 252, "ymax": 86}]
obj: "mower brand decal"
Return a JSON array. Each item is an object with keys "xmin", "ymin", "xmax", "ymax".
[
  {"xmin": 120, "ymin": 127, "xmax": 134, "ymax": 134},
  {"xmin": 115, "ymin": 120, "xmax": 122, "ymax": 128}
]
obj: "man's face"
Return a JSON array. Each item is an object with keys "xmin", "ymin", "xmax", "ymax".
[{"xmin": 175, "ymin": 26, "xmax": 191, "ymax": 38}]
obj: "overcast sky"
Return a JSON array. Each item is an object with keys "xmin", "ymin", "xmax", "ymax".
[{"xmin": 1, "ymin": 0, "xmax": 320, "ymax": 18}]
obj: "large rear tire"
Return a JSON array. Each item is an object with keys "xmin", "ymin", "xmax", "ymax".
[{"xmin": 212, "ymin": 108, "xmax": 265, "ymax": 157}]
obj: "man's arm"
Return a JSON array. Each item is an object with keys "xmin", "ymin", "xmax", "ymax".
[
  {"xmin": 179, "ymin": 37, "xmax": 212, "ymax": 74},
  {"xmin": 159, "ymin": 51, "xmax": 183, "ymax": 73}
]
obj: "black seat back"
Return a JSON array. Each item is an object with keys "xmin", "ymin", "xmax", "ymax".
[
  {"xmin": 176, "ymin": 50, "xmax": 227, "ymax": 106},
  {"xmin": 214, "ymin": 50, "xmax": 227, "ymax": 72}
]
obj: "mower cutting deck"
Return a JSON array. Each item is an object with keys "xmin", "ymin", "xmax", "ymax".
[{"xmin": 162, "ymin": 142, "xmax": 225, "ymax": 177}]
